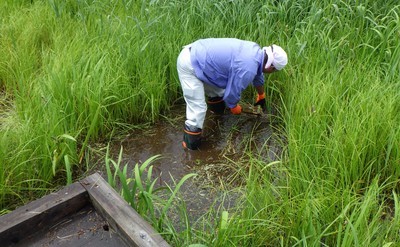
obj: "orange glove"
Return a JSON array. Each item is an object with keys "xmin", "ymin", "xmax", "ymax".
[
  {"xmin": 256, "ymin": 92, "xmax": 266, "ymax": 102},
  {"xmin": 230, "ymin": 104, "xmax": 242, "ymax": 115},
  {"xmin": 254, "ymin": 92, "xmax": 266, "ymax": 111}
]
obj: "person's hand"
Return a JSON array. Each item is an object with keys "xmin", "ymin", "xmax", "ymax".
[
  {"xmin": 254, "ymin": 92, "xmax": 266, "ymax": 111},
  {"xmin": 230, "ymin": 104, "xmax": 242, "ymax": 115}
]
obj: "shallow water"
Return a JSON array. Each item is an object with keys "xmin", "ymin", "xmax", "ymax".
[{"xmin": 103, "ymin": 103, "xmax": 283, "ymax": 221}]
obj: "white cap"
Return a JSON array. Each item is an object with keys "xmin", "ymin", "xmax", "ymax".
[{"xmin": 262, "ymin": 44, "xmax": 288, "ymax": 70}]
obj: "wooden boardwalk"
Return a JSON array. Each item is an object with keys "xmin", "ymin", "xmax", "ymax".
[{"xmin": 0, "ymin": 173, "xmax": 170, "ymax": 247}]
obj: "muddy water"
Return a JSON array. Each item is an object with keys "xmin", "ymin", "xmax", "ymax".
[{"xmin": 105, "ymin": 104, "xmax": 283, "ymax": 221}]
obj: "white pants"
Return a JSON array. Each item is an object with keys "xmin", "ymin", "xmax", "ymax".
[{"xmin": 177, "ymin": 45, "xmax": 225, "ymax": 129}]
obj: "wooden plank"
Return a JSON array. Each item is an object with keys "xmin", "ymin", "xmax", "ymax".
[
  {"xmin": 80, "ymin": 173, "xmax": 170, "ymax": 247},
  {"xmin": 0, "ymin": 182, "xmax": 89, "ymax": 246}
]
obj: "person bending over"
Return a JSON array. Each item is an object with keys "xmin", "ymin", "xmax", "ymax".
[{"xmin": 177, "ymin": 38, "xmax": 288, "ymax": 150}]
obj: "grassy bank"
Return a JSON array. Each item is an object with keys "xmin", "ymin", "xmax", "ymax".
[{"xmin": 1, "ymin": 0, "xmax": 400, "ymax": 245}]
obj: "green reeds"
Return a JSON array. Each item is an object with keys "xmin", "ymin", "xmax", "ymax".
[
  {"xmin": 104, "ymin": 145, "xmax": 196, "ymax": 243},
  {"xmin": 1, "ymin": 0, "xmax": 400, "ymax": 246}
]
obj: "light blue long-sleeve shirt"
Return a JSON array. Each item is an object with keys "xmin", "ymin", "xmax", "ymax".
[{"xmin": 190, "ymin": 38, "xmax": 265, "ymax": 108}]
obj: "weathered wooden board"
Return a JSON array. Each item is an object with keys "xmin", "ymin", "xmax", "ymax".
[
  {"xmin": 81, "ymin": 173, "xmax": 170, "ymax": 247},
  {"xmin": 0, "ymin": 172, "xmax": 170, "ymax": 247},
  {"xmin": 0, "ymin": 182, "xmax": 89, "ymax": 246},
  {"xmin": 14, "ymin": 204, "xmax": 128, "ymax": 247}
]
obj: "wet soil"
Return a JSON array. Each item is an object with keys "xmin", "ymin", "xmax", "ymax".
[{"xmin": 90, "ymin": 103, "xmax": 284, "ymax": 223}]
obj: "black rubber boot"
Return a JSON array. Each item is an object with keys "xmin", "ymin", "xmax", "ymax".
[
  {"xmin": 182, "ymin": 124, "xmax": 202, "ymax": 150},
  {"xmin": 207, "ymin": 97, "xmax": 225, "ymax": 114}
]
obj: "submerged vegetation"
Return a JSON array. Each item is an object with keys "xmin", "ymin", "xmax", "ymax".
[{"xmin": 1, "ymin": 0, "xmax": 400, "ymax": 245}]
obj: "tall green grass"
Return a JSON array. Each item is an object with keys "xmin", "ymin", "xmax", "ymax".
[
  {"xmin": 104, "ymin": 146, "xmax": 197, "ymax": 243},
  {"xmin": 1, "ymin": 0, "xmax": 400, "ymax": 246}
]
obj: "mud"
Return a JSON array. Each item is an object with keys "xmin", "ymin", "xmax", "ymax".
[{"xmin": 96, "ymin": 103, "xmax": 284, "ymax": 222}]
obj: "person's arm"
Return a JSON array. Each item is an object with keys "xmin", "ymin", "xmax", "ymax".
[
  {"xmin": 224, "ymin": 70, "xmax": 255, "ymax": 114},
  {"xmin": 223, "ymin": 70, "xmax": 254, "ymax": 108}
]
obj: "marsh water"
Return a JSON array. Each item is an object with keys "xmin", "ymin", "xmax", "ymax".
[{"xmin": 97, "ymin": 103, "xmax": 284, "ymax": 221}]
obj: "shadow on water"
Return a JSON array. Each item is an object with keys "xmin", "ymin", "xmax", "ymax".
[{"xmin": 98, "ymin": 103, "xmax": 284, "ymax": 221}]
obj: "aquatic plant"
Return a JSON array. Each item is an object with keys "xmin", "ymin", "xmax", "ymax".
[{"xmin": 104, "ymin": 145, "xmax": 196, "ymax": 242}]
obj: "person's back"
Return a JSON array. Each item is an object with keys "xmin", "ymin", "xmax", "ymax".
[{"xmin": 190, "ymin": 38, "xmax": 263, "ymax": 90}]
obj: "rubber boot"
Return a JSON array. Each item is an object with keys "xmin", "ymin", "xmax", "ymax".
[
  {"xmin": 207, "ymin": 97, "xmax": 225, "ymax": 114},
  {"xmin": 182, "ymin": 124, "xmax": 202, "ymax": 150}
]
